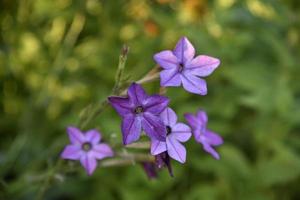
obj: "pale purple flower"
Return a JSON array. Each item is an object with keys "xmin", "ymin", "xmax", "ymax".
[
  {"xmin": 61, "ymin": 127, "xmax": 114, "ymax": 175},
  {"xmin": 151, "ymin": 107, "xmax": 192, "ymax": 163},
  {"xmin": 108, "ymin": 83, "xmax": 169, "ymax": 145},
  {"xmin": 184, "ymin": 110, "xmax": 223, "ymax": 159},
  {"xmin": 153, "ymin": 37, "xmax": 220, "ymax": 95}
]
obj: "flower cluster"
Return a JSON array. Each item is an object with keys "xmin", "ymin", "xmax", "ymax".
[{"xmin": 61, "ymin": 37, "xmax": 223, "ymax": 177}]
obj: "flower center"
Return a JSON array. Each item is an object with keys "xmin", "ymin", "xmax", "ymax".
[
  {"xmin": 82, "ymin": 142, "xmax": 92, "ymax": 152},
  {"xmin": 134, "ymin": 106, "xmax": 144, "ymax": 114},
  {"xmin": 166, "ymin": 126, "xmax": 172, "ymax": 135},
  {"xmin": 178, "ymin": 63, "xmax": 184, "ymax": 72}
]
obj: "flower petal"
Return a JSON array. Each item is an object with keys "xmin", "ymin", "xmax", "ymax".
[
  {"xmin": 85, "ymin": 129, "xmax": 101, "ymax": 144},
  {"xmin": 153, "ymin": 50, "xmax": 179, "ymax": 70},
  {"xmin": 160, "ymin": 107, "xmax": 177, "ymax": 126},
  {"xmin": 151, "ymin": 139, "xmax": 167, "ymax": 155},
  {"xmin": 142, "ymin": 112, "xmax": 166, "ymax": 141},
  {"xmin": 80, "ymin": 153, "xmax": 98, "ymax": 175},
  {"xmin": 184, "ymin": 113, "xmax": 199, "ymax": 130},
  {"xmin": 67, "ymin": 126, "xmax": 85, "ymax": 145},
  {"xmin": 108, "ymin": 96, "xmax": 132, "ymax": 117},
  {"xmin": 127, "ymin": 83, "xmax": 147, "ymax": 105},
  {"xmin": 121, "ymin": 115, "xmax": 142, "ymax": 145},
  {"xmin": 166, "ymin": 137, "xmax": 187, "ymax": 163},
  {"xmin": 181, "ymin": 73, "xmax": 207, "ymax": 95},
  {"xmin": 196, "ymin": 110, "xmax": 208, "ymax": 125},
  {"xmin": 122, "ymin": 115, "xmax": 142, "ymax": 145},
  {"xmin": 160, "ymin": 69, "xmax": 181, "ymax": 87},
  {"xmin": 61, "ymin": 145, "xmax": 82, "ymax": 160},
  {"xmin": 185, "ymin": 55, "xmax": 220, "ymax": 77},
  {"xmin": 204, "ymin": 130, "xmax": 223, "ymax": 146},
  {"xmin": 92, "ymin": 143, "xmax": 114, "ymax": 159},
  {"xmin": 144, "ymin": 95, "xmax": 169, "ymax": 115},
  {"xmin": 170, "ymin": 123, "xmax": 192, "ymax": 142},
  {"xmin": 173, "ymin": 37, "xmax": 195, "ymax": 64},
  {"xmin": 202, "ymin": 143, "xmax": 220, "ymax": 160}
]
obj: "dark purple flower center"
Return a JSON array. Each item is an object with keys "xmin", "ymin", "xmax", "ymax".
[
  {"xmin": 178, "ymin": 63, "xmax": 184, "ymax": 72},
  {"xmin": 166, "ymin": 126, "xmax": 172, "ymax": 135},
  {"xmin": 82, "ymin": 142, "xmax": 92, "ymax": 152},
  {"xmin": 134, "ymin": 106, "xmax": 144, "ymax": 114}
]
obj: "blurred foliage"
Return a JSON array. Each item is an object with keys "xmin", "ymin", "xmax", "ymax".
[{"xmin": 1, "ymin": 0, "xmax": 300, "ymax": 199}]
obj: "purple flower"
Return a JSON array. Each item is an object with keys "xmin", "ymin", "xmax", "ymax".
[
  {"xmin": 108, "ymin": 83, "xmax": 169, "ymax": 145},
  {"xmin": 153, "ymin": 37, "xmax": 220, "ymax": 95},
  {"xmin": 184, "ymin": 110, "xmax": 223, "ymax": 159},
  {"xmin": 151, "ymin": 107, "xmax": 192, "ymax": 163},
  {"xmin": 61, "ymin": 127, "xmax": 114, "ymax": 175}
]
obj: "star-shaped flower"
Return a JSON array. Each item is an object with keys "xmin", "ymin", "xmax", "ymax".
[
  {"xmin": 154, "ymin": 37, "xmax": 220, "ymax": 95},
  {"xmin": 151, "ymin": 107, "xmax": 192, "ymax": 163},
  {"xmin": 184, "ymin": 110, "xmax": 223, "ymax": 159},
  {"xmin": 108, "ymin": 83, "xmax": 169, "ymax": 145},
  {"xmin": 61, "ymin": 127, "xmax": 114, "ymax": 175}
]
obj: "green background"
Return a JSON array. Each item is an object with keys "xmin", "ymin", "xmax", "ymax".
[{"xmin": 1, "ymin": 0, "xmax": 300, "ymax": 199}]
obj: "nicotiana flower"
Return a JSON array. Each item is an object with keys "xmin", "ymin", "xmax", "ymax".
[
  {"xmin": 151, "ymin": 107, "xmax": 192, "ymax": 164},
  {"xmin": 184, "ymin": 110, "xmax": 223, "ymax": 159},
  {"xmin": 108, "ymin": 83, "xmax": 169, "ymax": 145},
  {"xmin": 153, "ymin": 37, "xmax": 220, "ymax": 95},
  {"xmin": 61, "ymin": 127, "xmax": 114, "ymax": 175}
]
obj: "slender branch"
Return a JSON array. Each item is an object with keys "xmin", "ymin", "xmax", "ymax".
[{"xmin": 36, "ymin": 45, "xmax": 160, "ymax": 200}]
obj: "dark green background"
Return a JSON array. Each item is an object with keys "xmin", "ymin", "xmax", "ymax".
[{"xmin": 1, "ymin": 0, "xmax": 300, "ymax": 199}]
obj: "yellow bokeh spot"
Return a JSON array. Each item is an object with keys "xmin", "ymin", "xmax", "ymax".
[
  {"xmin": 86, "ymin": 0, "xmax": 102, "ymax": 15},
  {"xmin": 44, "ymin": 17, "xmax": 66, "ymax": 45},
  {"xmin": 120, "ymin": 24, "xmax": 137, "ymax": 41},
  {"xmin": 247, "ymin": 0, "xmax": 276, "ymax": 20},
  {"xmin": 20, "ymin": 33, "xmax": 40, "ymax": 63},
  {"xmin": 217, "ymin": 0, "xmax": 235, "ymax": 9}
]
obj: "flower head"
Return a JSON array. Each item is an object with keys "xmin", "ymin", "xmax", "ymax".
[
  {"xmin": 61, "ymin": 127, "xmax": 114, "ymax": 175},
  {"xmin": 154, "ymin": 37, "xmax": 220, "ymax": 95},
  {"xmin": 108, "ymin": 83, "xmax": 169, "ymax": 145},
  {"xmin": 184, "ymin": 110, "xmax": 223, "ymax": 159},
  {"xmin": 151, "ymin": 107, "xmax": 192, "ymax": 163}
]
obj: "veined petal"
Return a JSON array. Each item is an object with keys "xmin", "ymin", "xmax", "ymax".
[
  {"xmin": 85, "ymin": 129, "xmax": 101, "ymax": 144},
  {"xmin": 166, "ymin": 137, "xmax": 187, "ymax": 163},
  {"xmin": 153, "ymin": 50, "xmax": 179, "ymax": 70},
  {"xmin": 121, "ymin": 115, "xmax": 142, "ymax": 145},
  {"xmin": 204, "ymin": 130, "xmax": 223, "ymax": 146},
  {"xmin": 127, "ymin": 83, "xmax": 147, "ymax": 105},
  {"xmin": 80, "ymin": 153, "xmax": 98, "ymax": 175},
  {"xmin": 160, "ymin": 107, "xmax": 177, "ymax": 127},
  {"xmin": 142, "ymin": 112, "xmax": 166, "ymax": 141},
  {"xmin": 185, "ymin": 55, "xmax": 220, "ymax": 77},
  {"xmin": 61, "ymin": 145, "xmax": 82, "ymax": 160},
  {"xmin": 67, "ymin": 126, "xmax": 85, "ymax": 145},
  {"xmin": 151, "ymin": 139, "xmax": 167, "ymax": 155},
  {"xmin": 144, "ymin": 95, "xmax": 169, "ymax": 115},
  {"xmin": 160, "ymin": 69, "xmax": 181, "ymax": 87},
  {"xmin": 108, "ymin": 96, "xmax": 132, "ymax": 117},
  {"xmin": 181, "ymin": 73, "xmax": 207, "ymax": 95},
  {"xmin": 92, "ymin": 143, "xmax": 114, "ymax": 159},
  {"xmin": 173, "ymin": 37, "xmax": 195, "ymax": 64},
  {"xmin": 202, "ymin": 143, "xmax": 220, "ymax": 160},
  {"xmin": 170, "ymin": 123, "xmax": 192, "ymax": 142}
]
